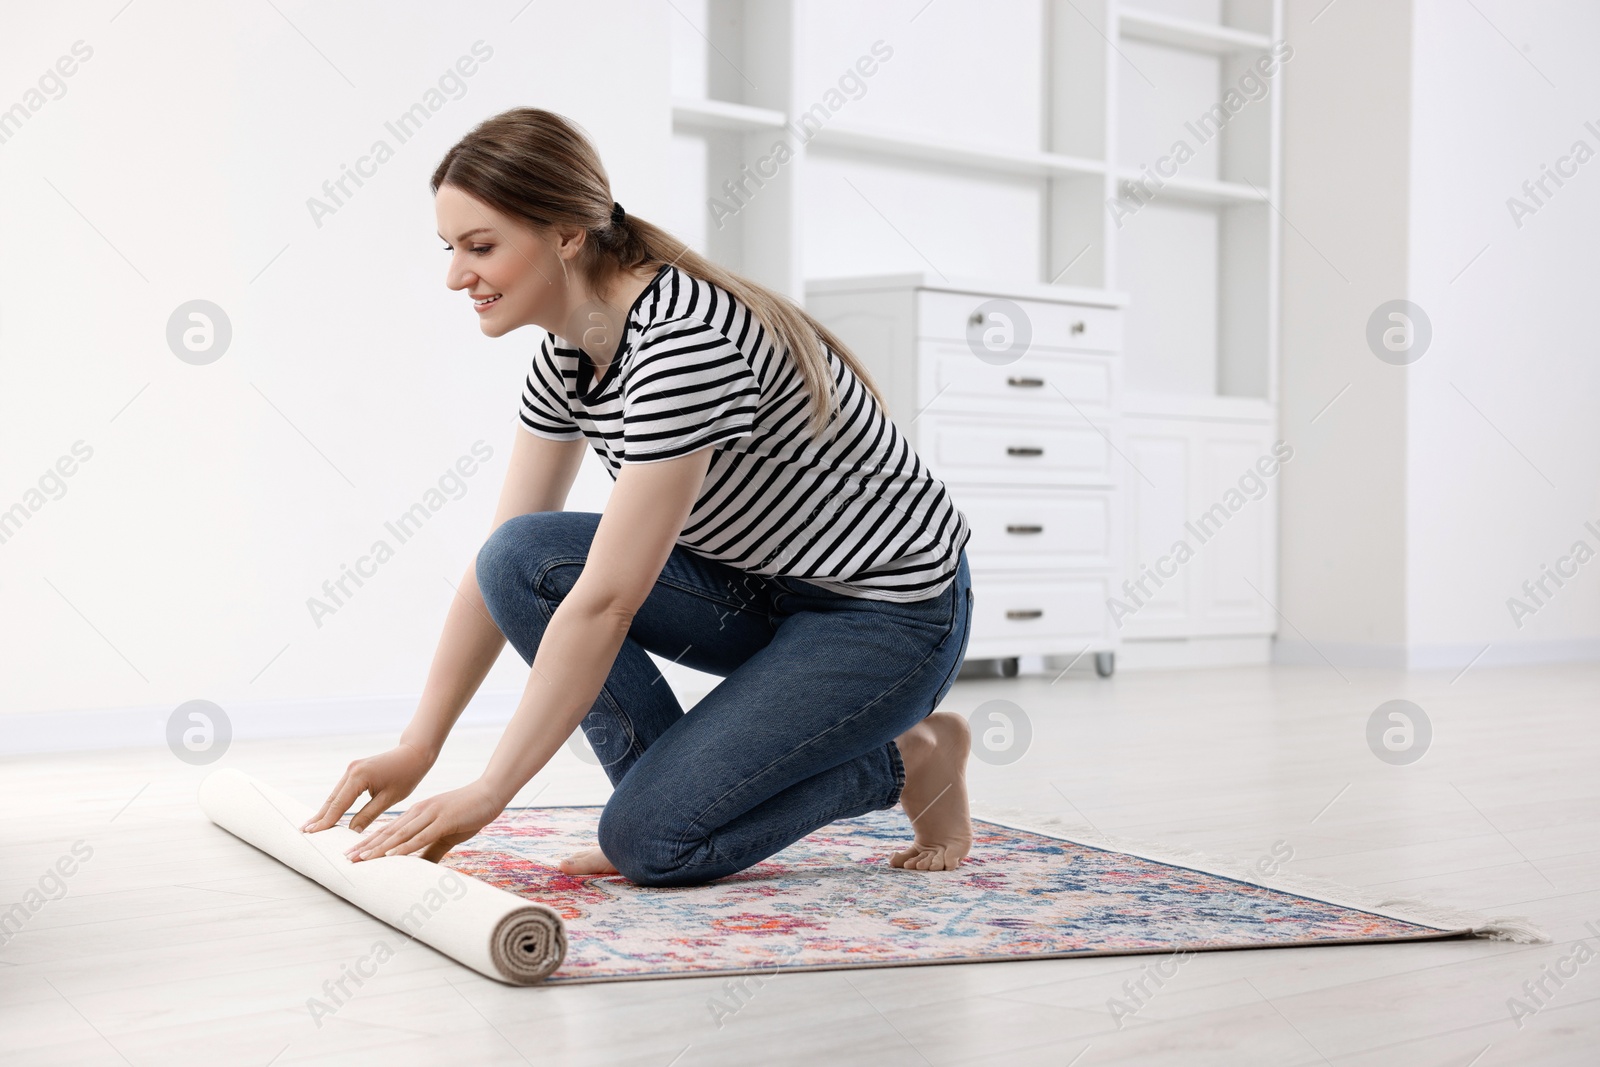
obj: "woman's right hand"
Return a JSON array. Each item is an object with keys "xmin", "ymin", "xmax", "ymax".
[{"xmin": 300, "ymin": 742, "xmax": 435, "ymax": 834}]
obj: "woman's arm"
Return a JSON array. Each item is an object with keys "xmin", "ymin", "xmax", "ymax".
[
  {"xmin": 341, "ymin": 444, "xmax": 715, "ymax": 861},
  {"xmin": 402, "ymin": 428, "xmax": 589, "ymax": 762},
  {"xmin": 301, "ymin": 428, "xmax": 587, "ymax": 833}
]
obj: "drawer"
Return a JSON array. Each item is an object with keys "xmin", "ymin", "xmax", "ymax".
[
  {"xmin": 969, "ymin": 573, "xmax": 1113, "ymax": 645},
  {"xmin": 917, "ymin": 289, "xmax": 1122, "ymax": 354},
  {"xmin": 957, "ymin": 488, "xmax": 1115, "ymax": 569},
  {"xmin": 920, "ymin": 343, "xmax": 1115, "ymax": 413},
  {"xmin": 922, "ymin": 414, "xmax": 1114, "ymax": 486}
]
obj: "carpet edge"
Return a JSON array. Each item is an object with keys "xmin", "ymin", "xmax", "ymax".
[{"xmin": 968, "ymin": 805, "xmax": 1551, "ymax": 946}]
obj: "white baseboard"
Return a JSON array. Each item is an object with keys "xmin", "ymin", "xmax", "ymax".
[
  {"xmin": 1273, "ymin": 637, "xmax": 1600, "ymax": 671},
  {"xmin": 0, "ymin": 690, "xmax": 528, "ymax": 758},
  {"xmin": 1014, "ymin": 633, "xmax": 1600, "ymax": 675},
  {"xmin": 1115, "ymin": 636, "xmax": 1274, "ymax": 670},
  {"xmin": 972, "ymin": 638, "xmax": 1273, "ymax": 675},
  {"xmin": 1272, "ymin": 640, "xmax": 1409, "ymax": 669}
]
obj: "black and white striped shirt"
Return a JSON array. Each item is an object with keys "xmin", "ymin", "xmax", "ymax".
[{"xmin": 517, "ymin": 263, "xmax": 970, "ymax": 602}]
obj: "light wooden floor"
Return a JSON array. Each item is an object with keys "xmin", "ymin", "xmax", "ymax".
[{"xmin": 3, "ymin": 663, "xmax": 1598, "ymax": 1066}]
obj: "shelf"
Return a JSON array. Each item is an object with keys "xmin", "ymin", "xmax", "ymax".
[
  {"xmin": 1114, "ymin": 170, "xmax": 1269, "ymax": 207},
  {"xmin": 1117, "ymin": 7, "xmax": 1274, "ymax": 54},
  {"xmin": 807, "ymin": 272, "xmax": 1130, "ymax": 308},
  {"xmin": 671, "ymin": 96, "xmax": 788, "ymax": 133},
  {"xmin": 1122, "ymin": 391, "xmax": 1276, "ymax": 422},
  {"xmin": 808, "ymin": 121, "xmax": 1107, "ymax": 181}
]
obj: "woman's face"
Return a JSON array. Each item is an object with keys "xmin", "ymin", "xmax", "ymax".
[{"xmin": 436, "ymin": 184, "xmax": 571, "ymax": 338}]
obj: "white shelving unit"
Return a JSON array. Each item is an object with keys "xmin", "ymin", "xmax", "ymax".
[{"xmin": 668, "ymin": 0, "xmax": 1285, "ymax": 671}]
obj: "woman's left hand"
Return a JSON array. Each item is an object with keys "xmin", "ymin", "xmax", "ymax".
[{"xmin": 344, "ymin": 779, "xmax": 507, "ymax": 864}]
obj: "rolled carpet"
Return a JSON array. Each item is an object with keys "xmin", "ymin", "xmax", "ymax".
[{"xmin": 197, "ymin": 768, "xmax": 566, "ymax": 985}]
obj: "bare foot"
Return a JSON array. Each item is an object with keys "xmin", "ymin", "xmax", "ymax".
[
  {"xmin": 558, "ymin": 845, "xmax": 619, "ymax": 876},
  {"xmin": 889, "ymin": 711, "xmax": 972, "ymax": 871}
]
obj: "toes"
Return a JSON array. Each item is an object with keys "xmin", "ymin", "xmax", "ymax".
[
  {"xmin": 890, "ymin": 844, "xmax": 970, "ymax": 871},
  {"xmin": 560, "ymin": 847, "xmax": 617, "ymax": 875}
]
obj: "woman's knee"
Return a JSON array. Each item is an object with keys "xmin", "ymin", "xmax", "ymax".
[
  {"xmin": 597, "ymin": 791, "xmax": 704, "ymax": 888},
  {"xmin": 475, "ymin": 511, "xmax": 592, "ymax": 612}
]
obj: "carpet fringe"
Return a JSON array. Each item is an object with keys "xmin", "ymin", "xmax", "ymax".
[{"xmin": 969, "ymin": 805, "xmax": 1550, "ymax": 945}]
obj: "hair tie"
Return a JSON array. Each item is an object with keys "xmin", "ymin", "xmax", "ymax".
[{"xmin": 610, "ymin": 201, "xmax": 626, "ymax": 226}]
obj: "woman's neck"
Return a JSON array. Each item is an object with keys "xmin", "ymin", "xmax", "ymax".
[{"xmin": 573, "ymin": 263, "xmax": 660, "ymax": 369}]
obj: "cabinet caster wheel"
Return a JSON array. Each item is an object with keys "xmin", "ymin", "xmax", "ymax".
[
  {"xmin": 1000, "ymin": 657, "xmax": 1020, "ymax": 678},
  {"xmin": 1094, "ymin": 651, "xmax": 1115, "ymax": 678}
]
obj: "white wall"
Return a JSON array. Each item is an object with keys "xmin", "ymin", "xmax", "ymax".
[
  {"xmin": 1404, "ymin": 0, "xmax": 1600, "ymax": 664},
  {"xmin": 0, "ymin": 1, "xmax": 669, "ymax": 728},
  {"xmin": 1277, "ymin": 0, "xmax": 1413, "ymax": 655},
  {"xmin": 11, "ymin": 0, "xmax": 1595, "ymax": 746},
  {"xmin": 1278, "ymin": 0, "xmax": 1600, "ymax": 667},
  {"xmin": 794, "ymin": 0, "xmax": 1047, "ymax": 286}
]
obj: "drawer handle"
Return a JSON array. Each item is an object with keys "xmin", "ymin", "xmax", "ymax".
[
  {"xmin": 1006, "ymin": 609, "xmax": 1044, "ymax": 620},
  {"xmin": 1071, "ymin": 321, "xmax": 1086, "ymax": 334},
  {"xmin": 1006, "ymin": 446, "xmax": 1044, "ymax": 457},
  {"xmin": 967, "ymin": 311, "xmax": 985, "ymax": 328},
  {"xmin": 1005, "ymin": 524, "xmax": 1044, "ymax": 535},
  {"xmin": 1006, "ymin": 376, "xmax": 1045, "ymax": 388}
]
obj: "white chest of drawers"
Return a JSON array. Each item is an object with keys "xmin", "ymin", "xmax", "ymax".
[{"xmin": 806, "ymin": 274, "xmax": 1128, "ymax": 675}]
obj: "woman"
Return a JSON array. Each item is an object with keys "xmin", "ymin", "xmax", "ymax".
[{"xmin": 300, "ymin": 107, "xmax": 975, "ymax": 886}]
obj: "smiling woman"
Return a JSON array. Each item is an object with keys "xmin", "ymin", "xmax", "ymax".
[{"xmin": 300, "ymin": 107, "xmax": 976, "ymax": 889}]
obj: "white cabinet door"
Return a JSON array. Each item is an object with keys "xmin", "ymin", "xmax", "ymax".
[
  {"xmin": 1196, "ymin": 431, "xmax": 1278, "ymax": 633},
  {"xmin": 1119, "ymin": 427, "xmax": 1194, "ymax": 636},
  {"xmin": 1120, "ymin": 416, "xmax": 1279, "ymax": 639}
]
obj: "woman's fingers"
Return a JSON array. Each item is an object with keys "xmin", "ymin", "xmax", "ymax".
[
  {"xmin": 347, "ymin": 804, "xmax": 428, "ymax": 860},
  {"xmin": 347, "ymin": 790, "xmax": 397, "ymax": 834},
  {"xmin": 345, "ymin": 812, "xmax": 408, "ymax": 858},
  {"xmin": 356, "ymin": 815, "xmax": 435, "ymax": 861},
  {"xmin": 384, "ymin": 820, "xmax": 444, "ymax": 858},
  {"xmin": 301, "ymin": 769, "xmax": 364, "ymax": 832},
  {"xmin": 349, "ymin": 809, "xmax": 465, "ymax": 863},
  {"xmin": 340, "ymin": 785, "xmax": 491, "ymax": 865},
  {"xmin": 299, "ymin": 775, "xmax": 342, "ymax": 830}
]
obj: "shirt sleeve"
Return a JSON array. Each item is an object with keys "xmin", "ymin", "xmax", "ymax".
[
  {"xmin": 517, "ymin": 333, "xmax": 584, "ymax": 441},
  {"xmin": 619, "ymin": 318, "xmax": 761, "ymax": 463}
]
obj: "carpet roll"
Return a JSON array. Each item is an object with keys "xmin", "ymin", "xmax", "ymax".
[{"xmin": 197, "ymin": 768, "xmax": 566, "ymax": 985}]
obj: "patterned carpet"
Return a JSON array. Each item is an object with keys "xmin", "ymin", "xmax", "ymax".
[{"xmin": 350, "ymin": 805, "xmax": 1470, "ymax": 984}]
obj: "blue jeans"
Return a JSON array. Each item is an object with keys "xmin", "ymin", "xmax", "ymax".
[{"xmin": 474, "ymin": 510, "xmax": 974, "ymax": 887}]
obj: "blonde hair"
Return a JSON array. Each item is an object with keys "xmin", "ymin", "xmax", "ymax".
[{"xmin": 430, "ymin": 107, "xmax": 886, "ymax": 440}]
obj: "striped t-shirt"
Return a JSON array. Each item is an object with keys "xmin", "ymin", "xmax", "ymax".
[{"xmin": 516, "ymin": 263, "xmax": 971, "ymax": 602}]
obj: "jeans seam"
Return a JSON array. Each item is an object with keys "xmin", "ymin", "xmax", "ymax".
[
  {"xmin": 884, "ymin": 738, "xmax": 906, "ymax": 809},
  {"xmin": 654, "ymin": 571, "xmax": 766, "ymax": 612},
  {"xmin": 531, "ymin": 555, "xmax": 646, "ymax": 766},
  {"xmin": 925, "ymin": 586, "xmax": 974, "ymax": 710}
]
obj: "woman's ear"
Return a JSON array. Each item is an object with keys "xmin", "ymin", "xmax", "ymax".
[{"xmin": 554, "ymin": 224, "xmax": 588, "ymax": 261}]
